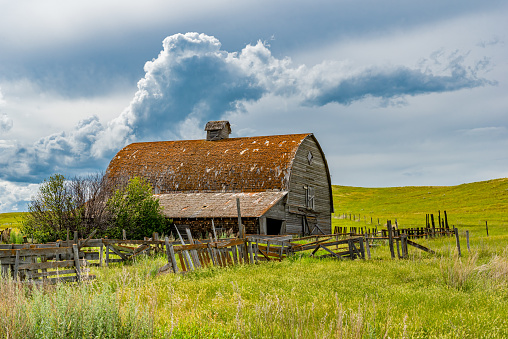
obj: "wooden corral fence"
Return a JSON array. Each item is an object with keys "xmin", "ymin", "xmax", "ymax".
[
  {"xmin": 0, "ymin": 243, "xmax": 93, "ymax": 284},
  {"xmin": 290, "ymin": 235, "xmax": 366, "ymax": 260}
]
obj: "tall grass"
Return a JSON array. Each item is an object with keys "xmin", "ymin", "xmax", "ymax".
[{"xmin": 3, "ymin": 242, "xmax": 507, "ymax": 338}]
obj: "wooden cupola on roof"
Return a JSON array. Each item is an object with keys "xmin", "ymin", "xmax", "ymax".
[{"xmin": 205, "ymin": 120, "xmax": 231, "ymax": 141}]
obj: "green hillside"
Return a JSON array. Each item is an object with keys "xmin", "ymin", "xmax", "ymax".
[
  {"xmin": 0, "ymin": 212, "xmax": 25, "ymax": 230},
  {"xmin": 332, "ymin": 178, "xmax": 508, "ymax": 236}
]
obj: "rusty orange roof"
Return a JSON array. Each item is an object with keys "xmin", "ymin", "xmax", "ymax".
[
  {"xmin": 106, "ymin": 133, "xmax": 312, "ymax": 193},
  {"xmin": 156, "ymin": 192, "xmax": 287, "ymax": 218}
]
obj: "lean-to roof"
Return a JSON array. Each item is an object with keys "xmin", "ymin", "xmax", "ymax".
[
  {"xmin": 156, "ymin": 192, "xmax": 287, "ymax": 219},
  {"xmin": 106, "ymin": 133, "xmax": 311, "ymax": 193}
]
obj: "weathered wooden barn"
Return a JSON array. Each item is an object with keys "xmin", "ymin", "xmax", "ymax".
[{"xmin": 105, "ymin": 121, "xmax": 333, "ymax": 236}]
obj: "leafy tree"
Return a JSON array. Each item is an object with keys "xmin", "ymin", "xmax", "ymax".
[
  {"xmin": 106, "ymin": 177, "xmax": 169, "ymax": 239},
  {"xmin": 21, "ymin": 174, "xmax": 82, "ymax": 242}
]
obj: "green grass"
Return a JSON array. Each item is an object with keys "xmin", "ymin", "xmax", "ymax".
[
  {"xmin": 332, "ymin": 178, "xmax": 508, "ymax": 237},
  {"xmin": 3, "ymin": 246, "xmax": 507, "ymax": 338}
]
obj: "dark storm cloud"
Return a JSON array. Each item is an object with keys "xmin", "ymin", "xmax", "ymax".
[{"xmin": 306, "ymin": 62, "xmax": 493, "ymax": 106}]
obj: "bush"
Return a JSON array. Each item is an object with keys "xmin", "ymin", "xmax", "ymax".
[
  {"xmin": 21, "ymin": 174, "xmax": 82, "ymax": 242},
  {"xmin": 106, "ymin": 177, "xmax": 169, "ymax": 239},
  {"xmin": 21, "ymin": 173, "xmax": 111, "ymax": 243}
]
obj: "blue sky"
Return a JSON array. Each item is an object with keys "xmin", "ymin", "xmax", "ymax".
[{"xmin": 0, "ymin": 0, "xmax": 507, "ymax": 212}]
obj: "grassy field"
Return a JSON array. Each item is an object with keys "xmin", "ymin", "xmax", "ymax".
[
  {"xmin": 1, "ymin": 178, "xmax": 507, "ymax": 338},
  {"xmin": 0, "ymin": 212, "xmax": 25, "ymax": 230},
  {"xmin": 332, "ymin": 177, "xmax": 508, "ymax": 237}
]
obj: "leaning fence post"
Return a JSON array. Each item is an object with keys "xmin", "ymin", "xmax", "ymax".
[
  {"xmin": 454, "ymin": 227, "xmax": 461, "ymax": 257},
  {"xmin": 165, "ymin": 237, "xmax": 179, "ymax": 273},
  {"xmin": 485, "ymin": 221, "xmax": 489, "ymax": 237}
]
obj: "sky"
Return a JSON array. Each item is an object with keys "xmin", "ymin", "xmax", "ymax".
[{"xmin": 0, "ymin": 0, "xmax": 507, "ymax": 212}]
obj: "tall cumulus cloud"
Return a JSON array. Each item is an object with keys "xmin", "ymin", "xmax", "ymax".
[{"xmin": 0, "ymin": 32, "xmax": 493, "ymax": 183}]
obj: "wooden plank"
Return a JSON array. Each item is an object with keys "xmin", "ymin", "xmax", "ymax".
[
  {"xmin": 14, "ymin": 250, "xmax": 20, "ymax": 280},
  {"xmin": 0, "ymin": 247, "xmax": 73, "ymax": 258},
  {"xmin": 78, "ymin": 230, "xmax": 97, "ymax": 250},
  {"xmin": 319, "ymin": 245, "xmax": 343, "ymax": 260},
  {"xmin": 178, "ymin": 252, "xmax": 186, "ymax": 272},
  {"xmin": 175, "ymin": 226, "xmax": 194, "ymax": 271},
  {"xmin": 248, "ymin": 242, "xmax": 254, "ymax": 264},
  {"xmin": 18, "ymin": 259, "xmax": 86, "ymax": 271},
  {"xmin": 109, "ymin": 245, "xmax": 129, "ymax": 261},
  {"xmin": 231, "ymin": 245, "xmax": 238, "ymax": 265},
  {"xmin": 211, "ymin": 219, "xmax": 218, "ymax": 242},
  {"xmin": 406, "ymin": 240, "xmax": 435, "ymax": 254},
  {"xmin": 237, "ymin": 198, "xmax": 244, "ymax": 238},
  {"xmin": 185, "ymin": 228, "xmax": 201, "ymax": 269},
  {"xmin": 31, "ymin": 269, "xmax": 77, "ymax": 278}
]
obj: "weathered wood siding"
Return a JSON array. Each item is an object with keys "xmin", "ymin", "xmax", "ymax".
[{"xmin": 285, "ymin": 136, "xmax": 332, "ymax": 234}]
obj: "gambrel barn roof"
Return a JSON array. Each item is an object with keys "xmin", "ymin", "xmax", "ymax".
[{"xmin": 106, "ymin": 133, "xmax": 332, "ymax": 196}]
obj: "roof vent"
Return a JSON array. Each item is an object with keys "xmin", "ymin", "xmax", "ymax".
[{"xmin": 204, "ymin": 121, "xmax": 231, "ymax": 141}]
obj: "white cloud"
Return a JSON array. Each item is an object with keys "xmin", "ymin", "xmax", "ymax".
[{"xmin": 0, "ymin": 179, "xmax": 39, "ymax": 212}]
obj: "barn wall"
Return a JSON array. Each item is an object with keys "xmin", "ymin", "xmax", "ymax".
[{"xmin": 285, "ymin": 136, "xmax": 332, "ymax": 234}]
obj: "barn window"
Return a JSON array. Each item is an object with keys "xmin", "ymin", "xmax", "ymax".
[
  {"xmin": 307, "ymin": 151, "xmax": 313, "ymax": 165},
  {"xmin": 305, "ymin": 185, "xmax": 315, "ymax": 210}
]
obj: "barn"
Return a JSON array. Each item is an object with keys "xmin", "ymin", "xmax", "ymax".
[{"xmin": 105, "ymin": 121, "xmax": 333, "ymax": 236}]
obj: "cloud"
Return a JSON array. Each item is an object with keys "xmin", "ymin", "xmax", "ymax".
[
  {"xmin": 92, "ymin": 33, "xmax": 267, "ymax": 156},
  {"xmin": 0, "ymin": 180, "xmax": 39, "ymax": 212},
  {"xmin": 0, "ymin": 32, "xmax": 495, "ymax": 185},
  {"xmin": 0, "ymin": 116, "xmax": 106, "ymax": 182},
  {"xmin": 305, "ymin": 57, "xmax": 494, "ymax": 106},
  {"xmin": 0, "ymin": 114, "xmax": 13, "ymax": 133}
]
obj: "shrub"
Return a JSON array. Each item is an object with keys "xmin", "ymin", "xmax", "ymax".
[{"xmin": 107, "ymin": 177, "xmax": 169, "ymax": 239}]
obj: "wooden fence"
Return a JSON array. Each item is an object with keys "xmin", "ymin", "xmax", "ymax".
[{"xmin": 0, "ymin": 243, "xmax": 93, "ymax": 284}]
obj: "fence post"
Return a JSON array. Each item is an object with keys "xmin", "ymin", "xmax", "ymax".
[
  {"xmin": 466, "ymin": 230, "xmax": 470, "ymax": 252},
  {"xmin": 105, "ymin": 244, "xmax": 110, "ymax": 267},
  {"xmin": 401, "ymin": 234, "xmax": 408, "ymax": 259},
  {"xmin": 454, "ymin": 228, "xmax": 461, "ymax": 257},
  {"xmin": 359, "ymin": 237, "xmax": 365, "ymax": 259},
  {"xmin": 485, "ymin": 221, "xmax": 489, "ymax": 237},
  {"xmin": 237, "ymin": 198, "xmax": 244, "ymax": 238},
  {"xmin": 387, "ymin": 220, "xmax": 395, "ymax": 259},
  {"xmin": 13, "ymin": 250, "xmax": 20, "ymax": 281},
  {"xmin": 99, "ymin": 242, "xmax": 103, "ymax": 267},
  {"xmin": 73, "ymin": 244, "xmax": 81, "ymax": 282},
  {"xmin": 431, "ymin": 214, "xmax": 436, "ymax": 238},
  {"xmin": 365, "ymin": 234, "xmax": 371, "ymax": 259},
  {"xmin": 165, "ymin": 237, "xmax": 179, "ymax": 273}
]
